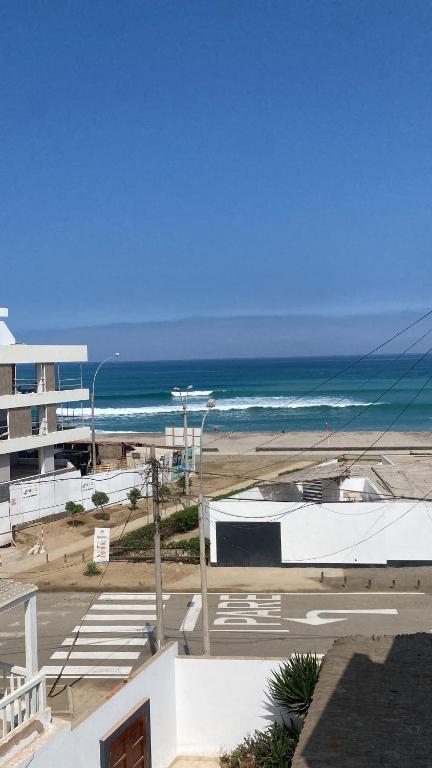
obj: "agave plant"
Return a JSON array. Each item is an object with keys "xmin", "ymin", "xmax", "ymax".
[{"xmin": 268, "ymin": 653, "xmax": 322, "ymax": 716}]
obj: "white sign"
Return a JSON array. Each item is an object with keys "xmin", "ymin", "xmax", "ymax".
[
  {"xmin": 93, "ymin": 527, "xmax": 110, "ymax": 564},
  {"xmin": 82, "ymin": 479, "xmax": 95, "ymax": 492},
  {"xmin": 165, "ymin": 426, "xmax": 201, "ymax": 450},
  {"xmin": 22, "ymin": 484, "xmax": 39, "ymax": 498}
]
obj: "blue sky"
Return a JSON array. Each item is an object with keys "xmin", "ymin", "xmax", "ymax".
[{"xmin": 1, "ymin": 1, "xmax": 431, "ymax": 332}]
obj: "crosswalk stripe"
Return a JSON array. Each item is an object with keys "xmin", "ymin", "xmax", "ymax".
[
  {"xmin": 41, "ymin": 665, "xmax": 132, "ymax": 677},
  {"xmin": 180, "ymin": 594, "xmax": 202, "ymax": 632},
  {"xmin": 73, "ymin": 625, "xmax": 154, "ymax": 633},
  {"xmin": 82, "ymin": 614, "xmax": 157, "ymax": 621},
  {"xmin": 62, "ymin": 637, "xmax": 148, "ymax": 647},
  {"xmin": 51, "ymin": 651, "xmax": 140, "ymax": 660},
  {"xmin": 90, "ymin": 604, "xmax": 158, "ymax": 611},
  {"xmin": 99, "ymin": 593, "xmax": 170, "ymax": 600}
]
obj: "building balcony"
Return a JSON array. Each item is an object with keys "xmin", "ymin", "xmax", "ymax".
[
  {"xmin": 0, "ymin": 387, "xmax": 89, "ymax": 411},
  {"xmin": 0, "ymin": 582, "xmax": 50, "ymax": 749},
  {"xmin": 0, "ymin": 425, "xmax": 91, "ymax": 455}
]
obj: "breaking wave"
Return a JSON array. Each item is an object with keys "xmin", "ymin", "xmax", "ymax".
[{"xmin": 60, "ymin": 396, "xmax": 382, "ymax": 419}]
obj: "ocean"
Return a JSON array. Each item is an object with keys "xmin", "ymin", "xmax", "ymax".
[{"xmin": 58, "ymin": 356, "xmax": 432, "ymax": 434}]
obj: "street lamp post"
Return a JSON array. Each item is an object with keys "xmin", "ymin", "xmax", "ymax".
[
  {"xmin": 173, "ymin": 385, "xmax": 193, "ymax": 495},
  {"xmin": 91, "ymin": 352, "xmax": 120, "ymax": 472},
  {"xmin": 199, "ymin": 398, "xmax": 215, "ymax": 655}
]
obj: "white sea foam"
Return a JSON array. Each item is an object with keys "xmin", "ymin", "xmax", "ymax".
[
  {"xmin": 60, "ymin": 396, "xmax": 382, "ymax": 419},
  {"xmin": 171, "ymin": 390, "xmax": 213, "ymax": 398}
]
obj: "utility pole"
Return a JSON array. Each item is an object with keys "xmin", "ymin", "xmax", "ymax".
[
  {"xmin": 199, "ymin": 399, "xmax": 214, "ymax": 655},
  {"xmin": 150, "ymin": 446, "xmax": 164, "ymax": 650},
  {"xmin": 183, "ymin": 400, "xmax": 189, "ymax": 495}
]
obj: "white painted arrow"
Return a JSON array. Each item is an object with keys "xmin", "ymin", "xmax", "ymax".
[{"xmin": 286, "ymin": 608, "xmax": 398, "ymax": 626}]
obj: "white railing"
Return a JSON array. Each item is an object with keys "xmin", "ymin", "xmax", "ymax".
[{"xmin": 0, "ymin": 670, "xmax": 46, "ymax": 741}]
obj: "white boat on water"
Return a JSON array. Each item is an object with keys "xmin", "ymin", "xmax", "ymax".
[{"xmin": 171, "ymin": 389, "xmax": 213, "ymax": 398}]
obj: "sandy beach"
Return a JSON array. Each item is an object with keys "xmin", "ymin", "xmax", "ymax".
[{"xmin": 98, "ymin": 430, "xmax": 432, "ymax": 456}]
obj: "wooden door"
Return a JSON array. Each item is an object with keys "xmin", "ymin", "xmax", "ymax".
[{"xmin": 100, "ymin": 699, "xmax": 151, "ymax": 768}]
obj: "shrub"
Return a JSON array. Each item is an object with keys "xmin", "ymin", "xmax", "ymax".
[
  {"xmin": 93, "ymin": 511, "xmax": 110, "ymax": 521},
  {"xmin": 65, "ymin": 501, "xmax": 85, "ymax": 526},
  {"xmin": 84, "ymin": 560, "xmax": 100, "ymax": 576},
  {"xmin": 165, "ymin": 537, "xmax": 210, "ymax": 557},
  {"xmin": 92, "ymin": 491, "xmax": 109, "ymax": 511},
  {"xmin": 127, "ymin": 487, "xmax": 142, "ymax": 509},
  {"xmin": 268, "ymin": 653, "xmax": 322, "ymax": 717},
  {"xmin": 121, "ymin": 504, "xmax": 198, "ymax": 550},
  {"xmin": 221, "ymin": 722, "xmax": 299, "ymax": 768}
]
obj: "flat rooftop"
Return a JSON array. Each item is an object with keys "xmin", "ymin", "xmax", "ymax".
[
  {"xmin": 0, "ymin": 579, "xmax": 37, "ymax": 610},
  {"xmin": 292, "ymin": 632, "xmax": 432, "ymax": 767}
]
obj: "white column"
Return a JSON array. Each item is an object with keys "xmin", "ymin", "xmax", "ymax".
[
  {"xmin": 0, "ymin": 454, "xmax": 10, "ymax": 483},
  {"xmin": 36, "ymin": 364, "xmax": 45, "ymax": 393},
  {"xmin": 39, "ymin": 445, "xmax": 55, "ymax": 474},
  {"xmin": 24, "ymin": 595, "xmax": 38, "ymax": 678}
]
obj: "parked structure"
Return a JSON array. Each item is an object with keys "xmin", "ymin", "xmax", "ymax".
[{"xmin": 206, "ymin": 458, "xmax": 432, "ymax": 566}]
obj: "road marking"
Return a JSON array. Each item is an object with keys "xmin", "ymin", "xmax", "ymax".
[
  {"xmin": 99, "ymin": 593, "xmax": 171, "ymax": 600},
  {"xmin": 61, "ymin": 637, "xmax": 148, "ymax": 646},
  {"xmin": 51, "ymin": 651, "xmax": 140, "ymax": 660},
  {"xmin": 214, "ymin": 593, "xmax": 282, "ymax": 627},
  {"xmin": 180, "ymin": 594, "xmax": 202, "ymax": 632},
  {"xmin": 287, "ymin": 608, "xmax": 399, "ymax": 626},
  {"xmin": 211, "ymin": 629, "xmax": 291, "ymax": 633},
  {"xmin": 82, "ymin": 614, "xmax": 157, "ymax": 621},
  {"xmin": 41, "ymin": 665, "xmax": 132, "ymax": 678},
  {"xmin": 90, "ymin": 604, "xmax": 158, "ymax": 611},
  {"xmin": 73, "ymin": 625, "xmax": 154, "ymax": 633},
  {"xmin": 62, "ymin": 637, "xmax": 148, "ymax": 647}
]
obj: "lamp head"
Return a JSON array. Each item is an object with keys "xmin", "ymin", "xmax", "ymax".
[
  {"xmin": 206, "ymin": 398, "xmax": 216, "ymax": 409},
  {"xmin": 187, "ymin": 384, "xmax": 193, "ymax": 391},
  {"xmin": 114, "ymin": 352, "xmax": 120, "ymax": 357}
]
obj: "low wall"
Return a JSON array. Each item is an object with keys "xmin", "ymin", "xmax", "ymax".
[
  {"xmin": 175, "ymin": 656, "xmax": 283, "ymax": 755},
  {"xmin": 17, "ymin": 643, "xmax": 178, "ymax": 768}
]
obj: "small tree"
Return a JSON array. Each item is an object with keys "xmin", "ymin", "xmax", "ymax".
[
  {"xmin": 127, "ymin": 487, "xmax": 142, "ymax": 510},
  {"xmin": 65, "ymin": 501, "xmax": 85, "ymax": 526},
  {"xmin": 92, "ymin": 491, "xmax": 109, "ymax": 512},
  {"xmin": 176, "ymin": 475, "xmax": 191, "ymax": 494}
]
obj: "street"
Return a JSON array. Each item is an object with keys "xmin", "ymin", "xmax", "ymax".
[{"xmin": 0, "ymin": 591, "xmax": 431, "ymax": 680}]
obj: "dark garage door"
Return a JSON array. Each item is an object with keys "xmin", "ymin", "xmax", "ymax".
[{"xmin": 216, "ymin": 522, "xmax": 282, "ymax": 567}]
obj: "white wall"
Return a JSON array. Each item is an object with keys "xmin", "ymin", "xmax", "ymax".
[
  {"xmin": 15, "ymin": 647, "xmax": 287, "ymax": 768},
  {"xmin": 208, "ymin": 498, "xmax": 432, "ymax": 565},
  {"xmin": 1, "ymin": 466, "xmax": 153, "ymax": 544},
  {"xmin": 17, "ymin": 643, "xmax": 178, "ymax": 768},
  {"xmin": 175, "ymin": 656, "xmax": 284, "ymax": 756}
]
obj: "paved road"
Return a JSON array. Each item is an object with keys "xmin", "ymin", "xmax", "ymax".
[{"xmin": 1, "ymin": 591, "xmax": 431, "ymax": 681}]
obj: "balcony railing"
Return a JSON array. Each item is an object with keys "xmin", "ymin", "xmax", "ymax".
[
  {"xmin": 11, "ymin": 377, "xmax": 83, "ymax": 395},
  {"xmin": 0, "ymin": 666, "xmax": 46, "ymax": 742}
]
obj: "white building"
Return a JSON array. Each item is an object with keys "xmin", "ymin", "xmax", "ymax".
[
  {"xmin": 0, "ymin": 307, "xmax": 90, "ymax": 480},
  {"xmin": 0, "ymin": 307, "xmax": 91, "ymax": 543},
  {"xmin": 206, "ymin": 460, "xmax": 432, "ymax": 566}
]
